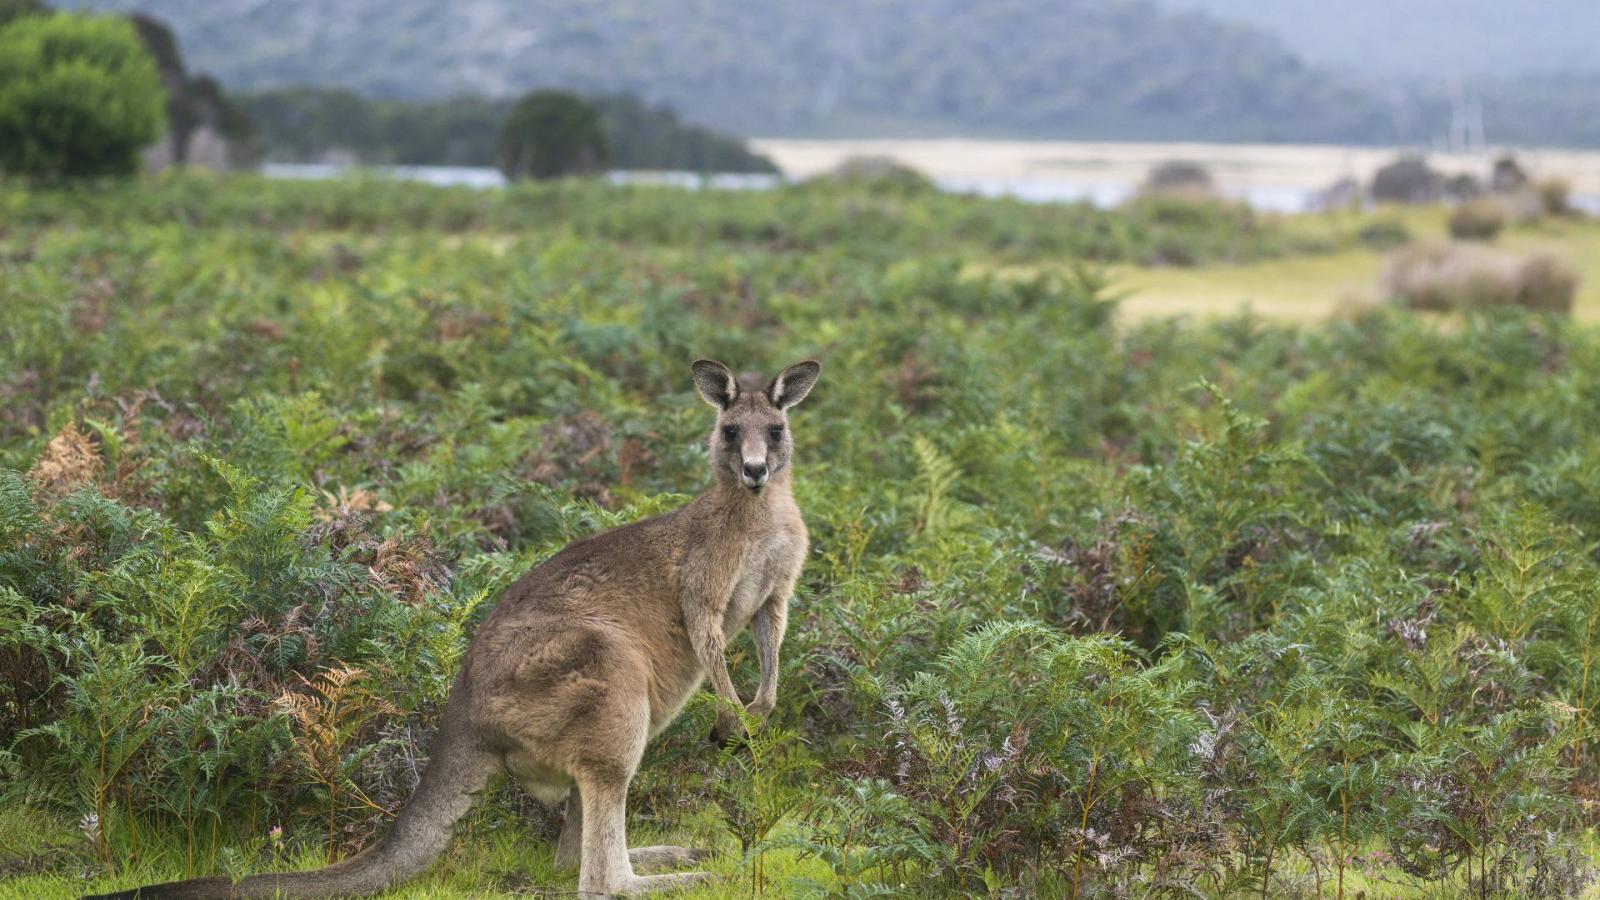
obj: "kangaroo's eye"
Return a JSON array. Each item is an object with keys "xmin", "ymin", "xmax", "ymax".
[
  {"xmin": 768, "ymin": 425, "xmax": 784, "ymax": 442},
  {"xmin": 722, "ymin": 426, "xmax": 739, "ymax": 443}
]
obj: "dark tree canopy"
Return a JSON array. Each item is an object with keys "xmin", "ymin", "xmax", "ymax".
[
  {"xmin": 0, "ymin": 0, "xmax": 48, "ymax": 27},
  {"xmin": 496, "ymin": 90, "xmax": 608, "ymax": 181}
]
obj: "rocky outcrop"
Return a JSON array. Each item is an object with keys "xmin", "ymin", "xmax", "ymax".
[{"xmin": 131, "ymin": 14, "xmax": 258, "ymax": 172}]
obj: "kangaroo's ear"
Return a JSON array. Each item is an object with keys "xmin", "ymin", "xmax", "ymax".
[
  {"xmin": 692, "ymin": 359, "xmax": 738, "ymax": 409},
  {"xmin": 768, "ymin": 360, "xmax": 821, "ymax": 410}
]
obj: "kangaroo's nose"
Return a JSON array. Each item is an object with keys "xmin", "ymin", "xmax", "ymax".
[{"xmin": 743, "ymin": 461, "xmax": 768, "ymax": 481}]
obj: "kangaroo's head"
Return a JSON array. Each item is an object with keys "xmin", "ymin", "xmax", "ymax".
[{"xmin": 692, "ymin": 358, "xmax": 821, "ymax": 494}]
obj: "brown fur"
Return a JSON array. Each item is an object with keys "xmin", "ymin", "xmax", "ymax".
[{"xmin": 85, "ymin": 359, "xmax": 821, "ymax": 900}]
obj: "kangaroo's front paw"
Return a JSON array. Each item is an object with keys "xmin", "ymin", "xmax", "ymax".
[
  {"xmin": 745, "ymin": 695, "xmax": 775, "ymax": 719},
  {"xmin": 709, "ymin": 710, "xmax": 745, "ymax": 748}
]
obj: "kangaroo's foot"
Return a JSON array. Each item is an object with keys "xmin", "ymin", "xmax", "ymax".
[
  {"xmin": 628, "ymin": 845, "xmax": 711, "ymax": 871},
  {"xmin": 608, "ymin": 870, "xmax": 714, "ymax": 895}
]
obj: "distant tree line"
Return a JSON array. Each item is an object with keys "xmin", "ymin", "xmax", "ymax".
[{"xmin": 239, "ymin": 87, "xmax": 778, "ymax": 174}]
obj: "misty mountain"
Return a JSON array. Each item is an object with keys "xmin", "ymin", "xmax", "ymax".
[
  {"xmin": 1157, "ymin": 1, "xmax": 1600, "ymax": 80},
  {"xmin": 60, "ymin": 0, "xmax": 1397, "ymax": 142}
]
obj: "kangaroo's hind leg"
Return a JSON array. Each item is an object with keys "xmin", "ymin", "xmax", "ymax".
[
  {"xmin": 575, "ymin": 773, "xmax": 710, "ymax": 895},
  {"xmin": 555, "ymin": 789, "xmax": 583, "ymax": 871},
  {"xmin": 510, "ymin": 627, "xmax": 708, "ymax": 893},
  {"xmin": 557, "ymin": 790, "xmax": 708, "ymax": 874},
  {"xmin": 570, "ymin": 708, "xmax": 710, "ymax": 895}
]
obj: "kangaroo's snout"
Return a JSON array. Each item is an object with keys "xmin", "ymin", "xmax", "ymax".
[{"xmin": 742, "ymin": 459, "xmax": 769, "ymax": 489}]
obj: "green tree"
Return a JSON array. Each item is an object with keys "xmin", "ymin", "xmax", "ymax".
[
  {"xmin": 0, "ymin": 12, "xmax": 167, "ymax": 177},
  {"xmin": 495, "ymin": 89, "xmax": 607, "ymax": 181}
]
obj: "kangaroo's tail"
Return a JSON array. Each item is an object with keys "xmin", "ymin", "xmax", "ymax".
[{"xmin": 84, "ymin": 685, "xmax": 499, "ymax": 900}]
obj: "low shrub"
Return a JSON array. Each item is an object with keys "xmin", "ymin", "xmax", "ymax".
[
  {"xmin": 1382, "ymin": 242, "xmax": 1577, "ymax": 314},
  {"xmin": 1137, "ymin": 160, "xmax": 1216, "ymax": 201},
  {"xmin": 1356, "ymin": 218, "xmax": 1412, "ymax": 250},
  {"xmin": 1497, "ymin": 186, "xmax": 1547, "ymax": 224},
  {"xmin": 1517, "ymin": 253, "xmax": 1580, "ymax": 313},
  {"xmin": 1448, "ymin": 197, "xmax": 1508, "ymax": 241},
  {"xmin": 1491, "ymin": 155, "xmax": 1530, "ymax": 192},
  {"xmin": 1308, "ymin": 175, "xmax": 1362, "ymax": 213},
  {"xmin": 1538, "ymin": 178, "xmax": 1576, "ymax": 217},
  {"xmin": 1370, "ymin": 154, "xmax": 1441, "ymax": 204},
  {"xmin": 1443, "ymin": 172, "xmax": 1484, "ymax": 202},
  {"xmin": 813, "ymin": 155, "xmax": 937, "ymax": 195}
]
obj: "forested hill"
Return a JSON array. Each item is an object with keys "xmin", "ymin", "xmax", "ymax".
[
  {"xmin": 1158, "ymin": 0, "xmax": 1600, "ymax": 79},
  {"xmin": 61, "ymin": 0, "xmax": 1394, "ymax": 142}
]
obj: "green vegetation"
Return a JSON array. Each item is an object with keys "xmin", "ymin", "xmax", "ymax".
[
  {"xmin": 0, "ymin": 11, "xmax": 166, "ymax": 177},
  {"xmin": 3, "ymin": 175, "xmax": 1600, "ymax": 898},
  {"xmin": 0, "ymin": 173, "xmax": 1338, "ymax": 266}
]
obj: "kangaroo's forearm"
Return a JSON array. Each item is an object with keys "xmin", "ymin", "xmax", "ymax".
[
  {"xmin": 705, "ymin": 654, "xmax": 743, "ymax": 711},
  {"xmin": 749, "ymin": 597, "xmax": 788, "ymax": 712},
  {"xmin": 685, "ymin": 600, "xmax": 744, "ymax": 708}
]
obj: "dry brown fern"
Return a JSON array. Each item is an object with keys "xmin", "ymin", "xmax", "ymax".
[{"xmin": 275, "ymin": 665, "xmax": 401, "ymax": 855}]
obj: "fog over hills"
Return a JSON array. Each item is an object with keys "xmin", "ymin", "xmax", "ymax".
[
  {"xmin": 59, "ymin": 0, "xmax": 1600, "ymax": 146},
  {"xmin": 59, "ymin": 0, "xmax": 1392, "ymax": 141}
]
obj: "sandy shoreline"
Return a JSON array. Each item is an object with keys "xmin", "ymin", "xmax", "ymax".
[{"xmin": 751, "ymin": 138, "xmax": 1600, "ymax": 194}]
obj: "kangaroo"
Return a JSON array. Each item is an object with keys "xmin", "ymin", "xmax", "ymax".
[{"xmin": 88, "ymin": 358, "xmax": 821, "ymax": 900}]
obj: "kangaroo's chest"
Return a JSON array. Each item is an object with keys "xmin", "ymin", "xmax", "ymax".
[{"xmin": 724, "ymin": 529, "xmax": 803, "ymax": 634}]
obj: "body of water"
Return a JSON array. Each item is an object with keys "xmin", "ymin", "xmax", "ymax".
[{"xmin": 264, "ymin": 138, "xmax": 1600, "ymax": 215}]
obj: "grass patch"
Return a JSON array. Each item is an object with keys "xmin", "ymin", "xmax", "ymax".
[{"xmin": 1111, "ymin": 208, "xmax": 1600, "ymax": 323}]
